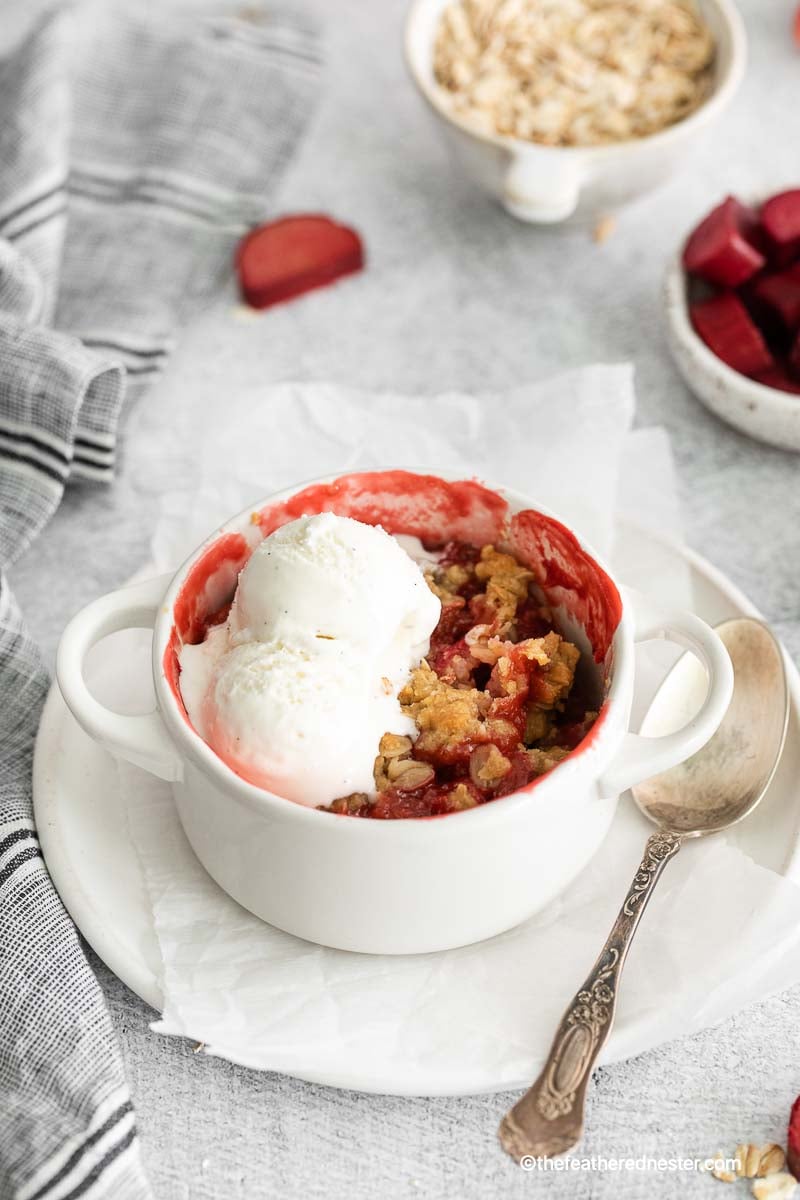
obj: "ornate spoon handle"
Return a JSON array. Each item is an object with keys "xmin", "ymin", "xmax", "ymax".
[{"xmin": 499, "ymin": 829, "xmax": 682, "ymax": 1162}]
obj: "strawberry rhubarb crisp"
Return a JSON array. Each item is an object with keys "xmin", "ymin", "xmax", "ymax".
[{"xmin": 325, "ymin": 541, "xmax": 596, "ymax": 819}]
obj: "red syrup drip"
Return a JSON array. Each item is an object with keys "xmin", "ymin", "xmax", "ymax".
[
  {"xmin": 509, "ymin": 509, "xmax": 622, "ymax": 663},
  {"xmin": 255, "ymin": 470, "xmax": 509, "ymax": 545},
  {"xmin": 163, "ymin": 532, "xmax": 250, "ymax": 721}
]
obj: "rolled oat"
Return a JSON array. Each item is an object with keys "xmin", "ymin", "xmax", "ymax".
[{"xmin": 433, "ymin": 0, "xmax": 715, "ymax": 146}]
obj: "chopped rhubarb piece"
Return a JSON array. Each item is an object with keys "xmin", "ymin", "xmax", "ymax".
[
  {"xmin": 788, "ymin": 1095, "xmax": 800, "ymax": 1180},
  {"xmin": 753, "ymin": 365, "xmax": 800, "ymax": 394},
  {"xmin": 236, "ymin": 214, "xmax": 364, "ymax": 309},
  {"xmin": 752, "ymin": 265, "xmax": 800, "ymax": 334},
  {"xmin": 761, "ymin": 191, "xmax": 800, "ymax": 266},
  {"xmin": 740, "ymin": 277, "xmax": 789, "ymax": 351},
  {"xmin": 683, "ymin": 196, "xmax": 765, "ymax": 287},
  {"xmin": 790, "ymin": 330, "xmax": 800, "ymax": 379},
  {"xmin": 690, "ymin": 292, "xmax": 774, "ymax": 377}
]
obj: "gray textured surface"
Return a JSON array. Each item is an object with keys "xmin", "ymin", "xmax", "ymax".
[{"xmin": 7, "ymin": 0, "xmax": 800, "ymax": 1196}]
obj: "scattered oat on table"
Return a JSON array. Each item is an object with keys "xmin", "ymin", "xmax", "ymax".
[
  {"xmin": 710, "ymin": 1143, "xmax": 792, "ymax": 1188},
  {"xmin": 738, "ymin": 1144, "xmax": 768, "ymax": 1179},
  {"xmin": 593, "ymin": 214, "xmax": 617, "ymax": 243},
  {"xmin": 752, "ymin": 1173, "xmax": 798, "ymax": 1200},
  {"xmin": 710, "ymin": 1150, "xmax": 737, "ymax": 1183},
  {"xmin": 759, "ymin": 1146, "xmax": 789, "ymax": 1178},
  {"xmin": 433, "ymin": 0, "xmax": 715, "ymax": 146}
]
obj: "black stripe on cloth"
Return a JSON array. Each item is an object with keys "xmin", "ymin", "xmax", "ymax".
[
  {"xmin": 73, "ymin": 440, "xmax": 113, "ymax": 461},
  {"xmin": 0, "ymin": 828, "xmax": 38, "ymax": 859},
  {"xmin": 0, "ymin": 180, "xmax": 67, "ymax": 233},
  {"xmin": 72, "ymin": 471, "xmax": 112, "ymax": 484},
  {"xmin": 206, "ymin": 25, "xmax": 322, "ymax": 65},
  {"xmin": 124, "ymin": 363, "xmax": 164, "ymax": 378},
  {"xmin": 0, "ymin": 426, "xmax": 71, "ymax": 469},
  {"xmin": 72, "ymin": 455, "xmax": 113, "ymax": 474},
  {"xmin": 70, "ymin": 462, "xmax": 113, "ymax": 483},
  {"xmin": 57, "ymin": 1125, "xmax": 137, "ymax": 1200},
  {"xmin": 0, "ymin": 845, "xmax": 40, "ymax": 890},
  {"xmin": 71, "ymin": 165, "xmax": 236, "ymax": 209},
  {"xmin": 0, "ymin": 445, "xmax": 66, "ymax": 484},
  {"xmin": 79, "ymin": 339, "xmax": 168, "ymax": 363},
  {"xmin": 27, "ymin": 1102, "xmax": 133, "ymax": 1200},
  {"xmin": 7, "ymin": 202, "xmax": 68, "ymax": 243},
  {"xmin": 68, "ymin": 184, "xmax": 222, "ymax": 227},
  {"xmin": 71, "ymin": 439, "xmax": 113, "ymax": 456}
]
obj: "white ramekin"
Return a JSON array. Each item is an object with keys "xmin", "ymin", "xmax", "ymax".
[
  {"xmin": 404, "ymin": 0, "xmax": 746, "ymax": 224},
  {"xmin": 664, "ymin": 250, "xmax": 800, "ymax": 453},
  {"xmin": 56, "ymin": 470, "xmax": 732, "ymax": 954}
]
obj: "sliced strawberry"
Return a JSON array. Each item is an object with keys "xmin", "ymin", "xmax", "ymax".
[
  {"xmin": 761, "ymin": 190, "xmax": 800, "ymax": 266},
  {"xmin": 795, "ymin": 5, "xmax": 800, "ymax": 49},
  {"xmin": 690, "ymin": 292, "xmax": 775, "ymax": 377},
  {"xmin": 236, "ymin": 215, "xmax": 364, "ymax": 309},
  {"xmin": 788, "ymin": 1094, "xmax": 800, "ymax": 1180},
  {"xmin": 751, "ymin": 264, "xmax": 800, "ymax": 334},
  {"xmin": 752, "ymin": 364, "xmax": 800, "ymax": 394},
  {"xmin": 683, "ymin": 196, "xmax": 765, "ymax": 287}
]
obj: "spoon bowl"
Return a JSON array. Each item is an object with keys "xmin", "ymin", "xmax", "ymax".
[{"xmin": 632, "ymin": 618, "xmax": 789, "ymax": 837}]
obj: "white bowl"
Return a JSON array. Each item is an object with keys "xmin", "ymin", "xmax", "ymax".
[
  {"xmin": 55, "ymin": 470, "xmax": 732, "ymax": 955},
  {"xmin": 404, "ymin": 0, "xmax": 747, "ymax": 224},
  {"xmin": 664, "ymin": 252, "xmax": 800, "ymax": 452}
]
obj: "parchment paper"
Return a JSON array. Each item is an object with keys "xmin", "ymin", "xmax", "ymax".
[{"xmin": 114, "ymin": 369, "xmax": 800, "ymax": 1090}]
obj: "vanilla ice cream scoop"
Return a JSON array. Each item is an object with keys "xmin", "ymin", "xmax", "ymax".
[
  {"xmin": 179, "ymin": 514, "xmax": 441, "ymax": 805},
  {"xmin": 229, "ymin": 513, "xmax": 437, "ymax": 654}
]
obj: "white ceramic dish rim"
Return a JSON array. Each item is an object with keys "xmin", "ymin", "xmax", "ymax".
[
  {"xmin": 33, "ymin": 523, "xmax": 800, "ymax": 1095},
  {"xmin": 404, "ymin": 0, "xmax": 747, "ymax": 161},
  {"xmin": 149, "ymin": 471, "xmax": 634, "ymax": 829},
  {"xmin": 665, "ymin": 248, "xmax": 800, "ymax": 421}
]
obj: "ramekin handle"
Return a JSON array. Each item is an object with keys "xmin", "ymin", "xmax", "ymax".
[
  {"xmin": 56, "ymin": 574, "xmax": 183, "ymax": 782},
  {"xmin": 597, "ymin": 593, "xmax": 733, "ymax": 799}
]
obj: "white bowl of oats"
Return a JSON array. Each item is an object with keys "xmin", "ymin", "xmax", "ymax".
[{"xmin": 405, "ymin": 0, "xmax": 746, "ymax": 224}]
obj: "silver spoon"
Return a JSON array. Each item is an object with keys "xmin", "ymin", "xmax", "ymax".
[{"xmin": 499, "ymin": 617, "xmax": 789, "ymax": 1162}]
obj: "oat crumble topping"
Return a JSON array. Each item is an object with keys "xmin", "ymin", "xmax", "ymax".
[{"xmin": 324, "ymin": 540, "xmax": 598, "ymax": 819}]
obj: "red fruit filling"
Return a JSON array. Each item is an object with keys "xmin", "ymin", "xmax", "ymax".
[
  {"xmin": 683, "ymin": 197, "xmax": 765, "ymax": 288},
  {"xmin": 690, "ymin": 292, "xmax": 774, "ymax": 377},
  {"xmin": 236, "ymin": 214, "xmax": 364, "ymax": 309},
  {"xmin": 788, "ymin": 1094, "xmax": 800, "ymax": 1180},
  {"xmin": 761, "ymin": 191, "xmax": 800, "ymax": 267},
  {"xmin": 324, "ymin": 541, "xmax": 601, "ymax": 820}
]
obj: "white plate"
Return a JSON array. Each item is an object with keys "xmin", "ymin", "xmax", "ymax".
[{"xmin": 33, "ymin": 525, "xmax": 800, "ymax": 1094}]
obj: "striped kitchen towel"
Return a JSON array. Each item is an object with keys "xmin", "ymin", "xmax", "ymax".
[{"xmin": 0, "ymin": 5, "xmax": 319, "ymax": 1198}]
